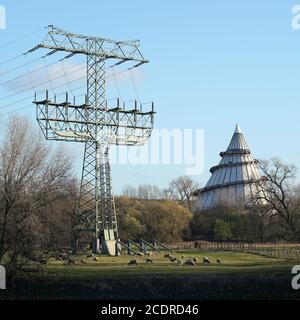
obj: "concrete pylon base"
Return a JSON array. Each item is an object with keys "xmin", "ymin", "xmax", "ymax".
[
  {"xmin": 93, "ymin": 238, "xmax": 101, "ymax": 254},
  {"xmin": 102, "ymin": 240, "xmax": 117, "ymax": 256}
]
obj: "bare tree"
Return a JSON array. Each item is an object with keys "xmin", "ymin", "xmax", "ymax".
[
  {"xmin": 255, "ymin": 158, "xmax": 299, "ymax": 239},
  {"xmin": 137, "ymin": 184, "xmax": 162, "ymax": 199},
  {"xmin": 0, "ymin": 117, "xmax": 74, "ymax": 276},
  {"xmin": 122, "ymin": 184, "xmax": 162, "ymax": 199},
  {"xmin": 122, "ymin": 184, "xmax": 137, "ymax": 198},
  {"xmin": 163, "ymin": 175, "xmax": 199, "ymax": 210}
]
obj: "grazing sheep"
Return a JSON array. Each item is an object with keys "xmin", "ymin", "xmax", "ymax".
[
  {"xmin": 185, "ymin": 259, "xmax": 196, "ymax": 266},
  {"xmin": 128, "ymin": 259, "xmax": 138, "ymax": 266},
  {"xmin": 56, "ymin": 253, "xmax": 68, "ymax": 260},
  {"xmin": 164, "ymin": 253, "xmax": 170, "ymax": 259},
  {"xmin": 192, "ymin": 257, "xmax": 198, "ymax": 263},
  {"xmin": 203, "ymin": 256, "xmax": 211, "ymax": 264},
  {"xmin": 80, "ymin": 259, "xmax": 87, "ymax": 264},
  {"xmin": 68, "ymin": 258, "xmax": 76, "ymax": 265},
  {"xmin": 145, "ymin": 258, "xmax": 153, "ymax": 264},
  {"xmin": 177, "ymin": 258, "xmax": 183, "ymax": 265},
  {"xmin": 216, "ymin": 258, "xmax": 222, "ymax": 264},
  {"xmin": 169, "ymin": 257, "xmax": 177, "ymax": 263}
]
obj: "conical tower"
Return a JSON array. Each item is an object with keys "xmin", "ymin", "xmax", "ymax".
[{"xmin": 194, "ymin": 124, "xmax": 263, "ymax": 211}]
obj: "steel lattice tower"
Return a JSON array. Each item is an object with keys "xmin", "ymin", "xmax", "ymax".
[{"xmin": 30, "ymin": 26, "xmax": 155, "ymax": 255}]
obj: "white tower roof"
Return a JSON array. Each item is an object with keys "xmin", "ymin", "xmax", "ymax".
[{"xmin": 194, "ymin": 125, "xmax": 263, "ymax": 211}]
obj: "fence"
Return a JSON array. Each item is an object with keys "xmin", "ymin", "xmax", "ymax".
[{"xmin": 170, "ymin": 241, "xmax": 300, "ymax": 260}]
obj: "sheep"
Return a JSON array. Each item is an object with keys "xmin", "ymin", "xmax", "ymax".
[
  {"xmin": 164, "ymin": 253, "xmax": 170, "ymax": 259},
  {"xmin": 216, "ymin": 258, "xmax": 222, "ymax": 264},
  {"xmin": 177, "ymin": 258, "xmax": 183, "ymax": 265},
  {"xmin": 137, "ymin": 252, "xmax": 144, "ymax": 256},
  {"xmin": 185, "ymin": 259, "xmax": 196, "ymax": 266},
  {"xmin": 203, "ymin": 256, "xmax": 211, "ymax": 264},
  {"xmin": 192, "ymin": 257, "xmax": 198, "ymax": 263},
  {"xmin": 181, "ymin": 254, "xmax": 185, "ymax": 259},
  {"xmin": 56, "ymin": 253, "xmax": 68, "ymax": 260},
  {"xmin": 67, "ymin": 258, "xmax": 76, "ymax": 265},
  {"xmin": 38, "ymin": 259, "xmax": 48, "ymax": 265},
  {"xmin": 128, "ymin": 259, "xmax": 138, "ymax": 266},
  {"xmin": 80, "ymin": 259, "xmax": 87, "ymax": 264},
  {"xmin": 145, "ymin": 258, "xmax": 153, "ymax": 264},
  {"xmin": 93, "ymin": 256, "xmax": 99, "ymax": 262},
  {"xmin": 146, "ymin": 252, "xmax": 154, "ymax": 256}
]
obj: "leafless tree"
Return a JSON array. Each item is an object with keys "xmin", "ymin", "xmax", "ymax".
[
  {"xmin": 122, "ymin": 184, "xmax": 137, "ymax": 198},
  {"xmin": 0, "ymin": 117, "xmax": 74, "ymax": 277},
  {"xmin": 255, "ymin": 157, "xmax": 299, "ymax": 239},
  {"xmin": 163, "ymin": 175, "xmax": 199, "ymax": 210},
  {"xmin": 137, "ymin": 184, "xmax": 162, "ymax": 199},
  {"xmin": 122, "ymin": 184, "xmax": 162, "ymax": 199}
]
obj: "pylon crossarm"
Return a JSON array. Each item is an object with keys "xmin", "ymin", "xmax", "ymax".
[
  {"xmin": 28, "ymin": 25, "xmax": 148, "ymax": 64},
  {"xmin": 34, "ymin": 93, "xmax": 155, "ymax": 144}
]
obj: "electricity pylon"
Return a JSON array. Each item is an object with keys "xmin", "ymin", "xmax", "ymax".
[{"xmin": 31, "ymin": 26, "xmax": 155, "ymax": 255}]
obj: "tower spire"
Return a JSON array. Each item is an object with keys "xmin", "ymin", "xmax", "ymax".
[{"xmin": 235, "ymin": 123, "xmax": 242, "ymax": 133}]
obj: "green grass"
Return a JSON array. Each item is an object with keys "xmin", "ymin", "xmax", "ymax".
[{"xmin": 1, "ymin": 249, "xmax": 299, "ymax": 300}]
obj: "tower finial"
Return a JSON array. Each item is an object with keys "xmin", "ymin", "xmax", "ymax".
[{"xmin": 235, "ymin": 124, "xmax": 242, "ymax": 133}]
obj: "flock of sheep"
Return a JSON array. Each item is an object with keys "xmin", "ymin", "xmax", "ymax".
[
  {"xmin": 53, "ymin": 248, "xmax": 223, "ymax": 267},
  {"xmin": 54, "ymin": 251, "xmax": 99, "ymax": 265},
  {"xmin": 128, "ymin": 253, "xmax": 223, "ymax": 266}
]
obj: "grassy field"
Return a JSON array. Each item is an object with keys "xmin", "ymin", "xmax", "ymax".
[{"xmin": 1, "ymin": 249, "xmax": 299, "ymax": 300}]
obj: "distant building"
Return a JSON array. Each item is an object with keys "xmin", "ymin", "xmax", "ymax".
[{"xmin": 193, "ymin": 124, "xmax": 264, "ymax": 211}]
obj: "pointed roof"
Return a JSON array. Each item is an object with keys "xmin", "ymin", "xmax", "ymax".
[
  {"xmin": 227, "ymin": 124, "xmax": 249, "ymax": 151},
  {"xmin": 194, "ymin": 125, "xmax": 263, "ymax": 211}
]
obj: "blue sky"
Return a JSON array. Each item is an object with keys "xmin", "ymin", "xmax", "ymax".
[{"xmin": 0, "ymin": 0, "xmax": 300, "ymax": 193}]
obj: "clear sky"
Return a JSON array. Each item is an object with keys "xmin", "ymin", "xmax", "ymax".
[{"xmin": 0, "ymin": 0, "xmax": 300, "ymax": 193}]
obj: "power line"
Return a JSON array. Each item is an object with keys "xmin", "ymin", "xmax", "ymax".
[
  {"xmin": 0, "ymin": 84, "xmax": 85, "ymax": 112},
  {"xmin": 0, "ymin": 104, "xmax": 33, "ymax": 119},
  {"xmin": 0, "ymin": 63, "xmax": 137, "ymax": 104},
  {"xmin": 0, "ymin": 54, "xmax": 25, "ymax": 67},
  {"xmin": 0, "ymin": 65, "xmax": 140, "ymax": 118},
  {"xmin": 129, "ymin": 69, "xmax": 141, "ymax": 103},
  {"xmin": 0, "ymin": 64, "xmax": 86, "ymax": 102},
  {"xmin": 60, "ymin": 60, "xmax": 76, "ymax": 96},
  {"xmin": 111, "ymin": 66, "xmax": 123, "ymax": 101},
  {"xmin": 0, "ymin": 58, "xmax": 84, "ymax": 87},
  {"xmin": 0, "ymin": 27, "xmax": 47, "ymax": 50},
  {"xmin": 0, "ymin": 56, "xmax": 45, "ymax": 78}
]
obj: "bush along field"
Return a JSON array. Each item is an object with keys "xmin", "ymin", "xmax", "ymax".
[{"xmin": 1, "ymin": 249, "xmax": 299, "ymax": 300}]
